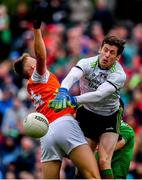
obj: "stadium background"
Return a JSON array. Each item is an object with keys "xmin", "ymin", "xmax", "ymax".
[{"xmin": 0, "ymin": 0, "xmax": 142, "ymax": 178}]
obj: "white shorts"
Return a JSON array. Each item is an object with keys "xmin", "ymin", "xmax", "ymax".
[{"xmin": 40, "ymin": 115, "xmax": 87, "ymax": 162}]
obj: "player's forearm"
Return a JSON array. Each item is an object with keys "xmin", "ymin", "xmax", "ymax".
[
  {"xmin": 33, "ymin": 29, "xmax": 46, "ymax": 74},
  {"xmin": 76, "ymin": 91, "xmax": 103, "ymax": 103},
  {"xmin": 76, "ymin": 82, "xmax": 116, "ymax": 103},
  {"xmin": 115, "ymin": 138, "xmax": 126, "ymax": 151},
  {"xmin": 61, "ymin": 67, "xmax": 83, "ymax": 89},
  {"xmin": 34, "ymin": 29, "xmax": 46, "ymax": 62}
]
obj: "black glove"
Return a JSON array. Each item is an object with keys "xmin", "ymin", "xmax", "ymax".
[{"xmin": 33, "ymin": 1, "xmax": 48, "ymax": 29}]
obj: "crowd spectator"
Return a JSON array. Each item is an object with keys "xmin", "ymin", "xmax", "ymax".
[{"xmin": 0, "ymin": 4, "xmax": 11, "ymax": 61}]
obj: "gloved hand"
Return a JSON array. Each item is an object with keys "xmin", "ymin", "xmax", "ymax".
[
  {"xmin": 48, "ymin": 88, "xmax": 69, "ymax": 111},
  {"xmin": 32, "ymin": 1, "xmax": 48, "ymax": 29},
  {"xmin": 48, "ymin": 88, "xmax": 78, "ymax": 112},
  {"xmin": 67, "ymin": 96, "xmax": 77, "ymax": 109}
]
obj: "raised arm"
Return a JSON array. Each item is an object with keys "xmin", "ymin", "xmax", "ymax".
[
  {"xmin": 33, "ymin": 29, "xmax": 46, "ymax": 75},
  {"xmin": 33, "ymin": 3, "xmax": 47, "ymax": 75}
]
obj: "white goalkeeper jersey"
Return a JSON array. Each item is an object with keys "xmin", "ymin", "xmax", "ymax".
[{"xmin": 75, "ymin": 55, "xmax": 126, "ymax": 115}]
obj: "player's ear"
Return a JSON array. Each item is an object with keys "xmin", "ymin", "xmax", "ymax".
[
  {"xmin": 116, "ymin": 55, "xmax": 121, "ymax": 61},
  {"xmin": 32, "ymin": 64, "xmax": 36, "ymax": 68},
  {"xmin": 98, "ymin": 47, "xmax": 101, "ymax": 54}
]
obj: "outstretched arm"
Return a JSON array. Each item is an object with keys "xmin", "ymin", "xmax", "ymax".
[
  {"xmin": 61, "ymin": 67, "xmax": 83, "ymax": 90},
  {"xmin": 48, "ymin": 68, "xmax": 116, "ymax": 110},
  {"xmin": 48, "ymin": 67, "xmax": 83, "ymax": 111},
  {"xmin": 33, "ymin": 29, "xmax": 46, "ymax": 75},
  {"xmin": 33, "ymin": 3, "xmax": 47, "ymax": 76},
  {"xmin": 76, "ymin": 81, "xmax": 116, "ymax": 103}
]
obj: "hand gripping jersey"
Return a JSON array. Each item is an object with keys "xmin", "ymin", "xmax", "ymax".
[
  {"xmin": 76, "ymin": 55, "xmax": 126, "ymax": 115},
  {"xmin": 27, "ymin": 70, "xmax": 75, "ymax": 123}
]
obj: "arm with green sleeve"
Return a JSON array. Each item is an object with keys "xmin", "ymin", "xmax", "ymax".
[{"xmin": 111, "ymin": 122, "xmax": 135, "ymax": 179}]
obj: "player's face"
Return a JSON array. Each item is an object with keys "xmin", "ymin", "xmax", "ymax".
[
  {"xmin": 98, "ymin": 44, "xmax": 120, "ymax": 69},
  {"xmin": 24, "ymin": 57, "xmax": 36, "ymax": 77}
]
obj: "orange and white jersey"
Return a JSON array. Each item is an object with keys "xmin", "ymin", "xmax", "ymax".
[{"xmin": 27, "ymin": 69, "xmax": 75, "ymax": 124}]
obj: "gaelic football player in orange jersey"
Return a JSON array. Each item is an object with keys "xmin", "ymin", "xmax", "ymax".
[{"xmin": 13, "ymin": 4, "xmax": 100, "ymax": 179}]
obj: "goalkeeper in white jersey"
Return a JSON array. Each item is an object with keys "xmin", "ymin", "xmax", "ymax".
[{"xmin": 49, "ymin": 35, "xmax": 126, "ymax": 179}]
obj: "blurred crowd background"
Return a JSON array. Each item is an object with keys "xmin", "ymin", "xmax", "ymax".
[{"xmin": 0, "ymin": 0, "xmax": 142, "ymax": 179}]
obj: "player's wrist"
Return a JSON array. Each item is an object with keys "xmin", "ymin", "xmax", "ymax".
[
  {"xmin": 72, "ymin": 96, "xmax": 77, "ymax": 106},
  {"xmin": 58, "ymin": 87, "xmax": 68, "ymax": 93},
  {"xmin": 67, "ymin": 96, "xmax": 77, "ymax": 108}
]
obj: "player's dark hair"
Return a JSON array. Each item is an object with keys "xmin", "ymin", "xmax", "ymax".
[
  {"xmin": 13, "ymin": 53, "xmax": 30, "ymax": 79},
  {"xmin": 101, "ymin": 35, "xmax": 126, "ymax": 55}
]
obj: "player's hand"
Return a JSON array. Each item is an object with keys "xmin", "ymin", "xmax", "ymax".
[
  {"xmin": 67, "ymin": 96, "xmax": 77, "ymax": 109},
  {"xmin": 32, "ymin": 1, "xmax": 48, "ymax": 29},
  {"xmin": 48, "ymin": 88, "xmax": 69, "ymax": 112}
]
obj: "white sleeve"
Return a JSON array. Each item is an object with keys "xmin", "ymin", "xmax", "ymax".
[
  {"xmin": 31, "ymin": 69, "xmax": 50, "ymax": 83},
  {"xmin": 76, "ymin": 81, "xmax": 116, "ymax": 103},
  {"xmin": 61, "ymin": 67, "xmax": 83, "ymax": 90}
]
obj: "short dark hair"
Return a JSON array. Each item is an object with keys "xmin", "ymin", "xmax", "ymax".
[
  {"xmin": 101, "ymin": 35, "xmax": 126, "ymax": 55},
  {"xmin": 13, "ymin": 53, "xmax": 30, "ymax": 79}
]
